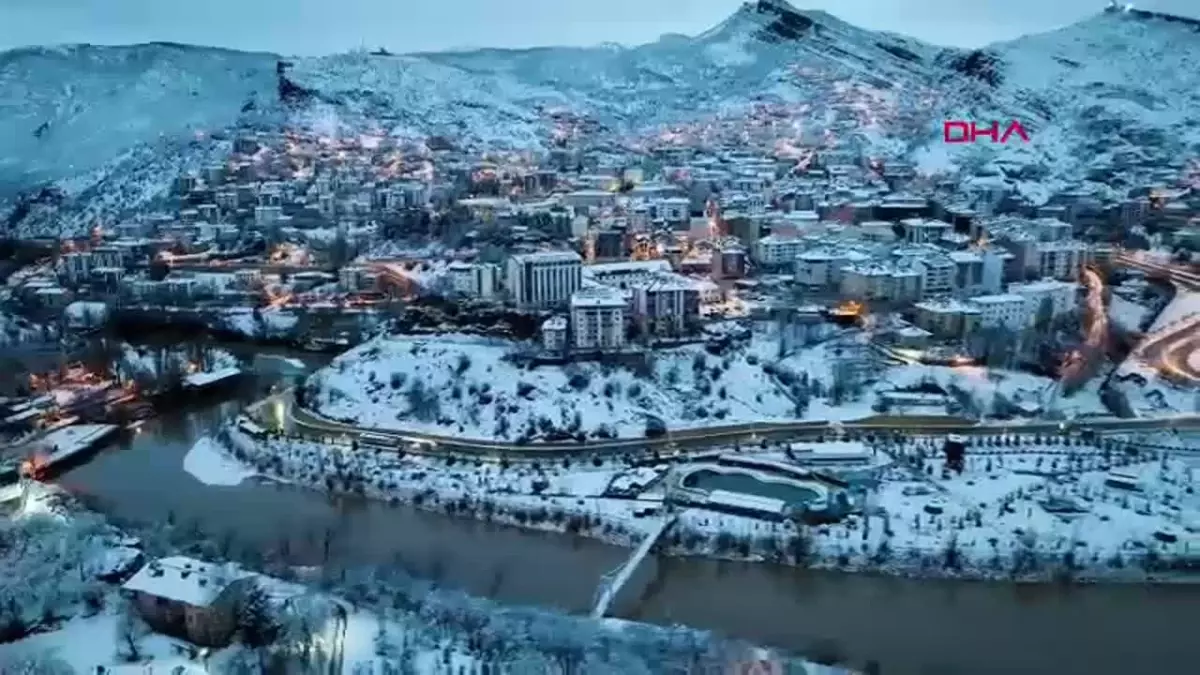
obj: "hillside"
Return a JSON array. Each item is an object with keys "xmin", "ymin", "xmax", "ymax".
[{"xmin": 2, "ymin": 2, "xmax": 1200, "ymax": 237}]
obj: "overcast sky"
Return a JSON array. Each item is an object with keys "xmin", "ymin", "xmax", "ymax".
[{"xmin": 1, "ymin": 0, "xmax": 1196, "ymax": 55}]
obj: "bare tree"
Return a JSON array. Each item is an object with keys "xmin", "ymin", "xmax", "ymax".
[{"xmin": 115, "ymin": 602, "xmax": 148, "ymax": 662}]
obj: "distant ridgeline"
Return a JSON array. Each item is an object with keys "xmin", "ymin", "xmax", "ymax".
[{"xmin": 1105, "ymin": 3, "xmax": 1200, "ymax": 30}]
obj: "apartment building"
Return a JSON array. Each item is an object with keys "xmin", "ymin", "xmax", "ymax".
[
  {"xmin": 915, "ymin": 255, "xmax": 956, "ymax": 298},
  {"xmin": 506, "ymin": 251, "xmax": 582, "ymax": 309},
  {"xmin": 913, "ymin": 299, "xmax": 982, "ymax": 339},
  {"xmin": 970, "ymin": 294, "xmax": 1029, "ymax": 330},
  {"xmin": 752, "ymin": 234, "xmax": 806, "ymax": 267},
  {"xmin": 570, "ymin": 286, "xmax": 626, "ymax": 351},
  {"xmin": 447, "ymin": 262, "xmax": 501, "ymax": 300},
  {"xmin": 1036, "ymin": 241, "xmax": 1089, "ymax": 280},
  {"xmin": 901, "ymin": 218, "xmax": 952, "ymax": 244},
  {"xmin": 1008, "ymin": 279, "xmax": 1078, "ymax": 321},
  {"xmin": 631, "ymin": 274, "xmax": 701, "ymax": 338}
]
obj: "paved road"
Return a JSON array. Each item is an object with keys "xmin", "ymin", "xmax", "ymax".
[
  {"xmin": 276, "ymin": 395, "xmax": 1200, "ymax": 459},
  {"xmin": 1115, "ymin": 252, "xmax": 1200, "ymax": 382},
  {"xmin": 256, "ymin": 250, "xmax": 1200, "ymax": 459}
]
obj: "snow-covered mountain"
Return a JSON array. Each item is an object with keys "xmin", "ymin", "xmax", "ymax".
[
  {"xmin": 2, "ymin": 1, "xmax": 1199, "ymax": 237},
  {"xmin": 0, "ymin": 43, "xmax": 276, "ymax": 194}
]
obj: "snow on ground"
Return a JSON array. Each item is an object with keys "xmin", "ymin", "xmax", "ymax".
[
  {"xmin": 0, "ymin": 611, "xmax": 213, "ymax": 674},
  {"xmin": 1109, "ymin": 295, "xmax": 1152, "ymax": 333},
  {"xmin": 221, "ymin": 426, "xmax": 657, "ymax": 539},
  {"xmin": 215, "ymin": 306, "xmax": 300, "ymax": 339},
  {"xmin": 1146, "ymin": 290, "xmax": 1200, "ymax": 334},
  {"xmin": 1, "ymin": 479, "xmax": 827, "ymax": 674},
  {"xmin": 309, "ymin": 333, "xmax": 803, "ymax": 442},
  {"xmin": 1111, "ymin": 291, "xmax": 1200, "ymax": 416},
  {"xmin": 183, "ymin": 436, "xmax": 259, "ymax": 486},
  {"xmin": 308, "ymin": 331, "xmax": 1105, "ymax": 441},
  {"xmin": 867, "ymin": 438, "xmax": 1200, "ymax": 572},
  {"xmin": 118, "ymin": 343, "xmax": 239, "ymax": 382}
]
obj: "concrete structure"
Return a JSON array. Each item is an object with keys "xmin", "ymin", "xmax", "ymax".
[
  {"xmin": 752, "ymin": 234, "xmax": 806, "ymax": 267},
  {"xmin": 1036, "ymin": 240, "xmax": 1089, "ymax": 280},
  {"xmin": 1008, "ymin": 279, "xmax": 1078, "ymax": 322},
  {"xmin": 447, "ymin": 261, "xmax": 500, "ymax": 300},
  {"xmin": 970, "ymin": 293, "xmax": 1029, "ymax": 330},
  {"xmin": 631, "ymin": 274, "xmax": 700, "ymax": 339},
  {"xmin": 541, "ymin": 316, "xmax": 567, "ymax": 353},
  {"xmin": 570, "ymin": 286, "xmax": 626, "ymax": 351},
  {"xmin": 913, "ymin": 298, "xmax": 982, "ymax": 338},
  {"xmin": 902, "ymin": 218, "xmax": 952, "ymax": 244},
  {"xmin": 506, "ymin": 250, "xmax": 582, "ymax": 309}
]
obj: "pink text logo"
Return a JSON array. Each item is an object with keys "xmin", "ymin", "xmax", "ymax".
[{"xmin": 943, "ymin": 120, "xmax": 1031, "ymax": 144}]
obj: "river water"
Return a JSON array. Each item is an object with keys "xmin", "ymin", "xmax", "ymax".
[{"xmin": 56, "ymin": 363, "xmax": 1200, "ymax": 675}]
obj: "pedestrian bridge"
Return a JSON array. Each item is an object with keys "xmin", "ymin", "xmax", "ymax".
[{"xmin": 590, "ymin": 512, "xmax": 678, "ymax": 619}]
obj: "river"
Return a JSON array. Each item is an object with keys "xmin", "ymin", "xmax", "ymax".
[{"xmin": 55, "ymin": 359, "xmax": 1200, "ymax": 675}]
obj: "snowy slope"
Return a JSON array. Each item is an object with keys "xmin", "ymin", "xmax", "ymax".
[
  {"xmin": 3, "ymin": 2, "xmax": 1200, "ymax": 236},
  {"xmin": 415, "ymin": 1, "xmax": 939, "ymax": 127},
  {"xmin": 920, "ymin": 8, "xmax": 1200, "ymax": 203},
  {"xmin": 0, "ymin": 43, "xmax": 276, "ymax": 192}
]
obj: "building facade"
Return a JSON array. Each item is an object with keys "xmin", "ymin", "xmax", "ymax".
[{"xmin": 506, "ymin": 251, "xmax": 582, "ymax": 309}]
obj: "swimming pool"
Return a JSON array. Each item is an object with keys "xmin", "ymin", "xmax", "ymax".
[{"xmin": 680, "ymin": 467, "xmax": 825, "ymax": 507}]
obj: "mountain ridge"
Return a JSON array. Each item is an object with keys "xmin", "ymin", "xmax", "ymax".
[{"xmin": 2, "ymin": 3, "xmax": 1199, "ymax": 236}]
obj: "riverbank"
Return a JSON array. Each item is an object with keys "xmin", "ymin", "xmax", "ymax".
[
  {"xmin": 214, "ymin": 424, "xmax": 1200, "ymax": 586},
  {"xmin": 0, "ymin": 481, "xmax": 835, "ymax": 674}
]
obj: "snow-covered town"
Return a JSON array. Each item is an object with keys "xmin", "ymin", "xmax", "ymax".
[{"xmin": 3, "ymin": 2, "xmax": 1200, "ymax": 674}]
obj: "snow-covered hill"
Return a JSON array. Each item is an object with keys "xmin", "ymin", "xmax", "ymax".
[
  {"xmin": 0, "ymin": 43, "xmax": 276, "ymax": 193},
  {"xmin": 921, "ymin": 7, "xmax": 1200, "ymax": 203},
  {"xmin": 3, "ymin": 1, "xmax": 1200, "ymax": 237}
]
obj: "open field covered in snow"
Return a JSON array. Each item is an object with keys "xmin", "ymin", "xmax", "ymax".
[{"xmin": 306, "ymin": 331, "xmax": 1108, "ymax": 442}]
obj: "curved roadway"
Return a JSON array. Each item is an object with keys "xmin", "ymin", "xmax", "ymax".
[
  {"xmin": 1116, "ymin": 251, "xmax": 1200, "ymax": 383},
  {"xmin": 255, "ymin": 250, "xmax": 1200, "ymax": 459},
  {"xmin": 278, "ymin": 396, "xmax": 1200, "ymax": 459}
]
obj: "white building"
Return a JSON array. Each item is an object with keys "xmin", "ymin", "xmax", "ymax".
[
  {"xmin": 752, "ymin": 235, "xmax": 805, "ymax": 267},
  {"xmin": 657, "ymin": 197, "xmax": 690, "ymax": 224},
  {"xmin": 254, "ymin": 205, "xmax": 282, "ymax": 227},
  {"xmin": 1008, "ymin": 279, "xmax": 1078, "ymax": 321},
  {"xmin": 1036, "ymin": 240, "xmax": 1089, "ymax": 280},
  {"xmin": 839, "ymin": 263, "xmax": 892, "ymax": 301},
  {"xmin": 541, "ymin": 316, "xmax": 568, "ymax": 353},
  {"xmin": 631, "ymin": 273, "xmax": 699, "ymax": 338},
  {"xmin": 447, "ymin": 262, "xmax": 500, "ymax": 300},
  {"xmin": 948, "ymin": 249, "xmax": 1004, "ymax": 297},
  {"xmin": 506, "ymin": 251, "xmax": 582, "ymax": 310},
  {"xmin": 969, "ymin": 293, "xmax": 1028, "ymax": 330},
  {"xmin": 915, "ymin": 255, "xmax": 956, "ymax": 298},
  {"xmin": 794, "ymin": 248, "xmax": 871, "ymax": 288},
  {"xmin": 902, "ymin": 218, "xmax": 952, "ymax": 244},
  {"xmin": 570, "ymin": 286, "xmax": 626, "ymax": 351}
]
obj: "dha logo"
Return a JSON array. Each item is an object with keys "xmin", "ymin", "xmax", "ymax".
[{"xmin": 943, "ymin": 120, "xmax": 1031, "ymax": 144}]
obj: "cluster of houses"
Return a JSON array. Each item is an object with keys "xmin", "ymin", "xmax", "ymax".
[{"xmin": 7, "ymin": 111, "xmax": 1198, "ymax": 359}]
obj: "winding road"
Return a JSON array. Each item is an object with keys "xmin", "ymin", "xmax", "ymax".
[
  {"xmin": 1115, "ymin": 250, "xmax": 1200, "ymax": 383},
  {"xmin": 273, "ymin": 394, "xmax": 1200, "ymax": 459},
  {"xmin": 243, "ymin": 250, "xmax": 1200, "ymax": 458}
]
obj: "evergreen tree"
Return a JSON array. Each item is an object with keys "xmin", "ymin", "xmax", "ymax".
[{"xmin": 236, "ymin": 581, "xmax": 281, "ymax": 649}]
